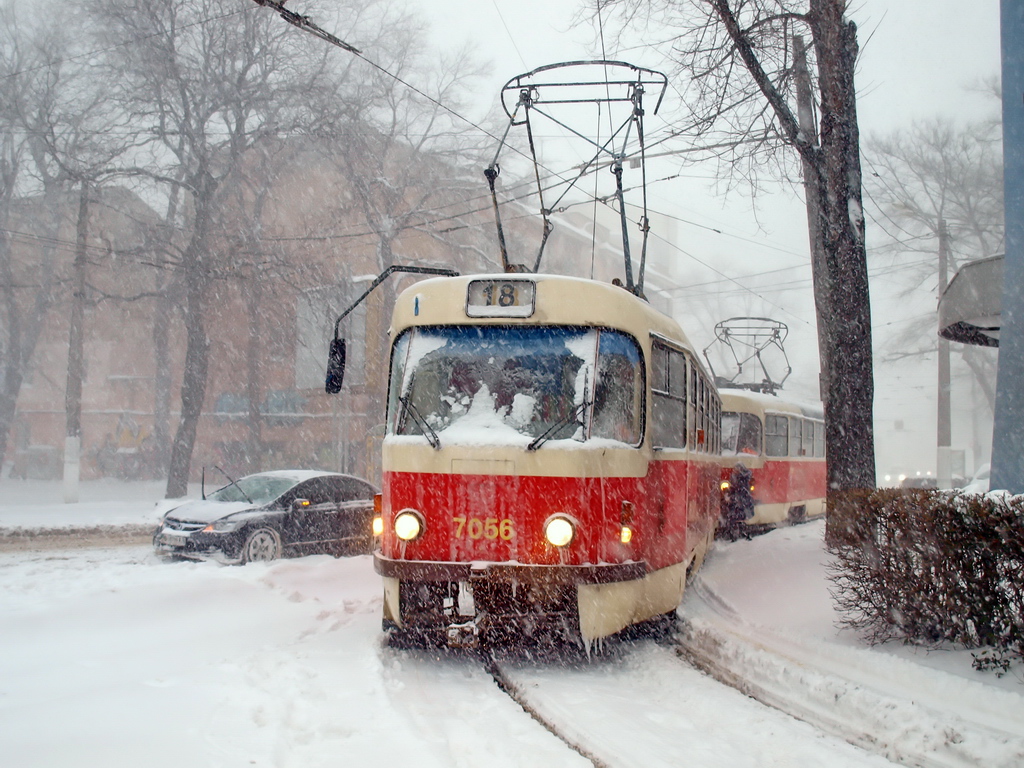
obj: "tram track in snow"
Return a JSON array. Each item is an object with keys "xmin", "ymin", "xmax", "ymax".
[
  {"xmin": 485, "ymin": 652, "xmax": 611, "ymax": 768},
  {"xmin": 675, "ymin": 578, "xmax": 1024, "ymax": 768},
  {"xmin": 483, "ymin": 632, "xmax": 895, "ymax": 768}
]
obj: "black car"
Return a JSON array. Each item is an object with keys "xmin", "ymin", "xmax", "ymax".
[{"xmin": 153, "ymin": 470, "xmax": 379, "ymax": 564}]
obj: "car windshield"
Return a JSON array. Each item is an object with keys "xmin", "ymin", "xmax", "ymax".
[
  {"xmin": 208, "ymin": 475, "xmax": 300, "ymax": 505},
  {"xmin": 387, "ymin": 326, "xmax": 642, "ymax": 445}
]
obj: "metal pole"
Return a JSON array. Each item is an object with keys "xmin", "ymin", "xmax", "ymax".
[
  {"xmin": 991, "ymin": 1, "xmax": 1024, "ymax": 494},
  {"xmin": 937, "ymin": 220, "xmax": 952, "ymax": 488},
  {"xmin": 63, "ymin": 181, "xmax": 89, "ymax": 503},
  {"xmin": 612, "ymin": 159, "xmax": 635, "ymax": 292},
  {"xmin": 793, "ymin": 35, "xmax": 831, "ymax": 407}
]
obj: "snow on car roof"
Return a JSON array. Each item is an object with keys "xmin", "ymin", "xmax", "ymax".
[{"xmin": 247, "ymin": 469, "xmax": 343, "ymax": 481}]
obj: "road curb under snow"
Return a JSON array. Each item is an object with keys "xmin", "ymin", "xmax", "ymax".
[
  {"xmin": 0, "ymin": 524, "xmax": 153, "ymax": 552},
  {"xmin": 678, "ymin": 580, "xmax": 1024, "ymax": 768}
]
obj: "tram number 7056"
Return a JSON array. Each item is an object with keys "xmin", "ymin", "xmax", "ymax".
[{"xmin": 453, "ymin": 516, "xmax": 514, "ymax": 541}]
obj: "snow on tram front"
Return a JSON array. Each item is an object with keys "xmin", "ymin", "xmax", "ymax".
[{"xmin": 372, "ymin": 273, "xmax": 722, "ymax": 648}]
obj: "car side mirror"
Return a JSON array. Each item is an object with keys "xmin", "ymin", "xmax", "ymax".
[
  {"xmin": 325, "ymin": 337, "xmax": 346, "ymax": 394},
  {"xmin": 291, "ymin": 498, "xmax": 311, "ymax": 512}
]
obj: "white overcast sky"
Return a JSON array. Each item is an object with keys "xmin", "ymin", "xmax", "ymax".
[{"xmin": 424, "ymin": 0, "xmax": 1002, "ymax": 132}]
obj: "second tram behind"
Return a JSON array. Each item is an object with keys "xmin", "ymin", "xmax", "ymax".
[
  {"xmin": 719, "ymin": 389, "xmax": 826, "ymax": 535},
  {"xmin": 372, "ymin": 274, "xmax": 722, "ymax": 647}
]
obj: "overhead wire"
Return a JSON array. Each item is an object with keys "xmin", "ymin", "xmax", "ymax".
[{"xmin": 489, "ymin": 0, "xmax": 529, "ymax": 70}]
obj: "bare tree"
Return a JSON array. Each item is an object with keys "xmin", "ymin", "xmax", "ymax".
[
  {"xmin": 307, "ymin": 8, "xmax": 491, "ymax": 408},
  {"xmin": 89, "ymin": 0, "xmax": 341, "ymax": 497},
  {"xmin": 600, "ymin": 0, "xmax": 875, "ymax": 495},
  {"xmin": 0, "ymin": 11, "xmax": 33, "ymax": 478},
  {"xmin": 867, "ymin": 118, "xmax": 1003, "ymax": 299},
  {"xmin": 0, "ymin": 7, "xmax": 77, "ymax": 479},
  {"xmin": 321, "ymin": 9, "xmax": 490, "ymax": 272},
  {"xmin": 866, "ymin": 117, "xmax": 1003, "ymax": 437},
  {"xmin": 12, "ymin": 6, "xmax": 143, "ymax": 498}
]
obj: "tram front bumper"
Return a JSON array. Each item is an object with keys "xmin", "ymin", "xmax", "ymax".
[
  {"xmin": 373, "ymin": 553, "xmax": 647, "ymax": 585},
  {"xmin": 374, "ymin": 554, "xmax": 651, "ymax": 643}
]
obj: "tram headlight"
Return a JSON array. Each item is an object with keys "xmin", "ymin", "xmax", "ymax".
[
  {"xmin": 720, "ymin": 480, "xmax": 731, "ymax": 491},
  {"xmin": 544, "ymin": 516, "xmax": 575, "ymax": 547},
  {"xmin": 394, "ymin": 510, "xmax": 425, "ymax": 541},
  {"xmin": 620, "ymin": 525, "xmax": 633, "ymax": 544}
]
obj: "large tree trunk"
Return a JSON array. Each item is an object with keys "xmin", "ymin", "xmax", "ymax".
[
  {"xmin": 152, "ymin": 275, "xmax": 173, "ymax": 473},
  {"xmin": 713, "ymin": 0, "xmax": 877, "ymax": 499},
  {"xmin": 165, "ymin": 268, "xmax": 210, "ymax": 497},
  {"xmin": 811, "ymin": 0, "xmax": 876, "ymax": 495},
  {"xmin": 152, "ymin": 176, "xmax": 184, "ymax": 479},
  {"xmin": 0, "ymin": 193, "xmax": 61, "ymax": 478},
  {"xmin": 244, "ymin": 273, "xmax": 263, "ymax": 474},
  {"xmin": 0, "ymin": 228, "xmax": 22, "ymax": 474},
  {"xmin": 63, "ymin": 182, "xmax": 90, "ymax": 502},
  {"xmin": 165, "ymin": 176, "xmax": 215, "ymax": 498}
]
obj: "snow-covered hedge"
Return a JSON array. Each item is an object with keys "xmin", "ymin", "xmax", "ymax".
[{"xmin": 826, "ymin": 489, "xmax": 1024, "ymax": 659}]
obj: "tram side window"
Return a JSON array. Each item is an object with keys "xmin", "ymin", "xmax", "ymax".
[
  {"xmin": 765, "ymin": 414, "xmax": 789, "ymax": 457},
  {"xmin": 688, "ymin": 363, "xmax": 698, "ymax": 447},
  {"xmin": 813, "ymin": 420, "xmax": 825, "ymax": 457},
  {"xmin": 592, "ymin": 331, "xmax": 643, "ymax": 444},
  {"xmin": 651, "ymin": 342, "xmax": 686, "ymax": 449},
  {"xmin": 711, "ymin": 396, "xmax": 721, "ymax": 454},
  {"xmin": 802, "ymin": 418, "xmax": 815, "ymax": 457},
  {"xmin": 789, "ymin": 417, "xmax": 803, "ymax": 456},
  {"xmin": 701, "ymin": 377, "xmax": 711, "ymax": 452},
  {"xmin": 722, "ymin": 412, "xmax": 762, "ymax": 456},
  {"xmin": 707, "ymin": 383, "xmax": 713, "ymax": 451}
]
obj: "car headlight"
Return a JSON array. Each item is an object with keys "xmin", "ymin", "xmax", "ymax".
[
  {"xmin": 372, "ymin": 516, "xmax": 384, "ymax": 536},
  {"xmin": 544, "ymin": 516, "xmax": 575, "ymax": 547},
  {"xmin": 394, "ymin": 510, "xmax": 424, "ymax": 541},
  {"xmin": 203, "ymin": 519, "xmax": 241, "ymax": 533}
]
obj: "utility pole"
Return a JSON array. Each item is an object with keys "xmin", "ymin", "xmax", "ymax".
[
  {"xmin": 937, "ymin": 220, "xmax": 952, "ymax": 489},
  {"xmin": 991, "ymin": 1, "xmax": 1024, "ymax": 494},
  {"xmin": 63, "ymin": 181, "xmax": 89, "ymax": 503},
  {"xmin": 793, "ymin": 35, "xmax": 831, "ymax": 406}
]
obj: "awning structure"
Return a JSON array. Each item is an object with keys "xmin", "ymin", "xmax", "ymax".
[{"xmin": 938, "ymin": 254, "xmax": 1003, "ymax": 347}]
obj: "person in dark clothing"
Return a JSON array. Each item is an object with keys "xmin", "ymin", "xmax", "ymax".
[{"xmin": 720, "ymin": 463, "xmax": 755, "ymax": 541}]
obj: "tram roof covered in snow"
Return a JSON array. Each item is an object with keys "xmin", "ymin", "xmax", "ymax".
[{"xmin": 390, "ymin": 273, "xmax": 700, "ymax": 355}]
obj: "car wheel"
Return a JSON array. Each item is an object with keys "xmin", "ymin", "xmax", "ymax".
[{"xmin": 241, "ymin": 527, "xmax": 282, "ymax": 564}]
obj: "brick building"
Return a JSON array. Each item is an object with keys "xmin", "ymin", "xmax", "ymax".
[{"xmin": 4, "ymin": 141, "xmax": 632, "ymax": 487}]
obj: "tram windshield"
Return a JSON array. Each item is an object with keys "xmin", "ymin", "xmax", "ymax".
[{"xmin": 387, "ymin": 326, "xmax": 642, "ymax": 446}]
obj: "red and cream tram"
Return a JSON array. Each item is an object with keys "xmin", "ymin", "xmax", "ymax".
[
  {"xmin": 719, "ymin": 389, "xmax": 826, "ymax": 535},
  {"xmin": 371, "ymin": 273, "xmax": 722, "ymax": 647}
]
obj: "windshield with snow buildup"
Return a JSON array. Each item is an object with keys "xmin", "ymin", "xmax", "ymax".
[
  {"xmin": 208, "ymin": 476, "xmax": 298, "ymax": 505},
  {"xmin": 387, "ymin": 326, "xmax": 642, "ymax": 445}
]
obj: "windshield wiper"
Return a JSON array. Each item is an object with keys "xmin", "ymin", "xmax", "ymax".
[
  {"xmin": 527, "ymin": 399, "xmax": 592, "ymax": 451},
  {"xmin": 214, "ymin": 465, "xmax": 254, "ymax": 504},
  {"xmin": 398, "ymin": 395, "xmax": 441, "ymax": 449}
]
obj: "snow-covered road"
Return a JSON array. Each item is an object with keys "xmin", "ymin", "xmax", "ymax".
[
  {"xmin": 2, "ymin": 484, "xmax": 1023, "ymax": 768},
  {"xmin": 1, "ymin": 543, "xmax": 895, "ymax": 768}
]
